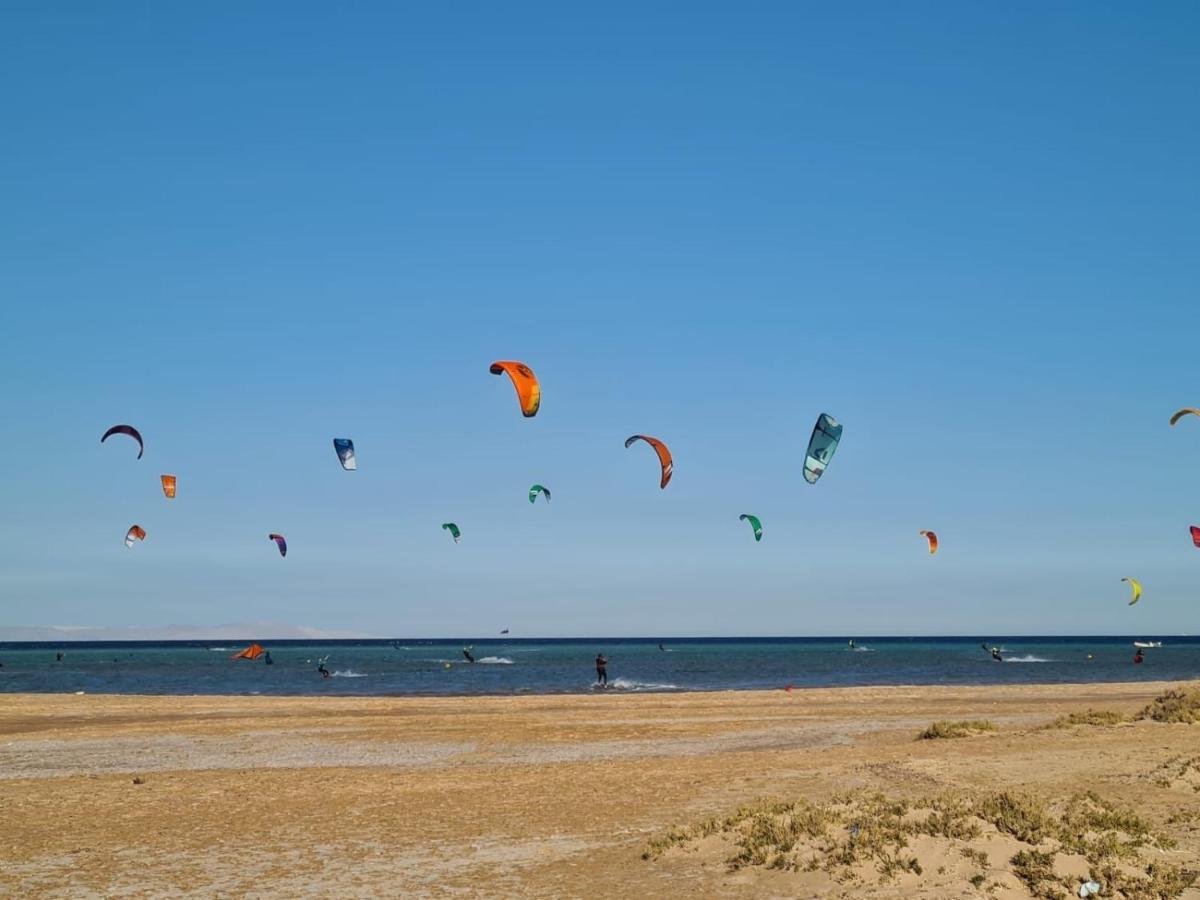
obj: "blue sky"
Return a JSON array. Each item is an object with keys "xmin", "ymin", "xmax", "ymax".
[{"xmin": 1, "ymin": 2, "xmax": 1197, "ymax": 636}]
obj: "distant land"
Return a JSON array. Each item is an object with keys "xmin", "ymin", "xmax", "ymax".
[{"xmin": 0, "ymin": 623, "xmax": 378, "ymax": 642}]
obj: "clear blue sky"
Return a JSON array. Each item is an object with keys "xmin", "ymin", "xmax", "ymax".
[{"xmin": 1, "ymin": 2, "xmax": 1197, "ymax": 636}]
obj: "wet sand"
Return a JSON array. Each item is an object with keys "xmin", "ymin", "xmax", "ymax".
[{"xmin": 2, "ymin": 682, "xmax": 1198, "ymax": 898}]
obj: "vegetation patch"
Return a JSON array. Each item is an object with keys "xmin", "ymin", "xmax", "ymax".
[
  {"xmin": 1044, "ymin": 709, "xmax": 1127, "ymax": 729},
  {"xmin": 917, "ymin": 720, "xmax": 996, "ymax": 740},
  {"xmin": 644, "ymin": 788, "xmax": 1194, "ymax": 898},
  {"xmin": 1140, "ymin": 686, "xmax": 1200, "ymax": 724}
]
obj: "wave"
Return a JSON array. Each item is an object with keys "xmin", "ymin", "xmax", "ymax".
[
  {"xmin": 207, "ymin": 647, "xmax": 231, "ymax": 651},
  {"xmin": 476, "ymin": 656, "xmax": 513, "ymax": 665},
  {"xmin": 1003, "ymin": 655, "xmax": 1053, "ymax": 663},
  {"xmin": 597, "ymin": 678, "xmax": 679, "ymax": 692},
  {"xmin": 332, "ymin": 669, "xmax": 368, "ymax": 677},
  {"xmin": 849, "ymin": 646, "xmax": 874, "ymax": 652}
]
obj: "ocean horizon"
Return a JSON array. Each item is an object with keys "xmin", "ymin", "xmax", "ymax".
[{"xmin": 1, "ymin": 636, "xmax": 1194, "ymax": 697}]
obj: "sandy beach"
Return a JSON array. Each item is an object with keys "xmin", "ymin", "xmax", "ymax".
[{"xmin": 2, "ymin": 682, "xmax": 1199, "ymax": 898}]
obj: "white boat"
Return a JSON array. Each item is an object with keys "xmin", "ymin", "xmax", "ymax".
[{"xmin": 1133, "ymin": 641, "xmax": 1162, "ymax": 648}]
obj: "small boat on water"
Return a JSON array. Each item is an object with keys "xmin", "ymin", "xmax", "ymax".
[{"xmin": 1133, "ymin": 641, "xmax": 1163, "ymax": 648}]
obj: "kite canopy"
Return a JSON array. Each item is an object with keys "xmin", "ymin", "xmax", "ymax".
[
  {"xmin": 124, "ymin": 525, "xmax": 146, "ymax": 548},
  {"xmin": 333, "ymin": 438, "xmax": 356, "ymax": 471},
  {"xmin": 624, "ymin": 434, "xmax": 673, "ymax": 489},
  {"xmin": 489, "ymin": 361, "xmax": 541, "ymax": 417},
  {"xmin": 739, "ymin": 514, "xmax": 763, "ymax": 542},
  {"xmin": 231, "ymin": 643, "xmax": 264, "ymax": 660},
  {"xmin": 1191, "ymin": 526, "xmax": 1200, "ymax": 548},
  {"xmin": 803, "ymin": 414, "xmax": 842, "ymax": 484},
  {"xmin": 1123, "ymin": 577, "xmax": 1142, "ymax": 605},
  {"xmin": 101, "ymin": 424, "xmax": 144, "ymax": 459},
  {"xmin": 1170, "ymin": 408, "xmax": 1200, "ymax": 426},
  {"xmin": 160, "ymin": 474, "xmax": 176, "ymax": 499},
  {"xmin": 919, "ymin": 530, "xmax": 938, "ymax": 555},
  {"xmin": 528, "ymin": 484, "xmax": 551, "ymax": 504},
  {"xmin": 268, "ymin": 533, "xmax": 287, "ymax": 557},
  {"xmin": 442, "ymin": 522, "xmax": 461, "ymax": 543}
]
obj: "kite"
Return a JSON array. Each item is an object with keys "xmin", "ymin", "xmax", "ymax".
[
  {"xmin": 1170, "ymin": 409, "xmax": 1200, "ymax": 426},
  {"xmin": 1191, "ymin": 526, "xmax": 1200, "ymax": 548},
  {"xmin": 489, "ymin": 361, "xmax": 540, "ymax": 417},
  {"xmin": 124, "ymin": 525, "xmax": 146, "ymax": 548},
  {"xmin": 333, "ymin": 439, "xmax": 356, "ymax": 471},
  {"xmin": 160, "ymin": 475, "xmax": 176, "ymax": 499},
  {"xmin": 442, "ymin": 522, "xmax": 461, "ymax": 543},
  {"xmin": 528, "ymin": 484, "xmax": 551, "ymax": 504},
  {"xmin": 268, "ymin": 533, "xmax": 287, "ymax": 557},
  {"xmin": 624, "ymin": 435, "xmax": 673, "ymax": 488},
  {"xmin": 230, "ymin": 643, "xmax": 264, "ymax": 660},
  {"xmin": 739, "ymin": 514, "xmax": 763, "ymax": 542},
  {"xmin": 101, "ymin": 424, "xmax": 144, "ymax": 459},
  {"xmin": 803, "ymin": 414, "xmax": 842, "ymax": 484},
  {"xmin": 1123, "ymin": 577, "xmax": 1142, "ymax": 606},
  {"xmin": 919, "ymin": 530, "xmax": 938, "ymax": 555}
]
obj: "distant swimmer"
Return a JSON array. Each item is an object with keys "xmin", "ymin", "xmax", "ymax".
[
  {"xmin": 595, "ymin": 653, "xmax": 609, "ymax": 686},
  {"xmin": 462, "ymin": 646, "xmax": 476, "ymax": 664},
  {"xmin": 1134, "ymin": 648, "xmax": 1144, "ymax": 665}
]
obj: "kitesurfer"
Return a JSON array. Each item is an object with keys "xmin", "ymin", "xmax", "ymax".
[
  {"xmin": 991, "ymin": 647, "xmax": 1003, "ymax": 662},
  {"xmin": 317, "ymin": 660, "xmax": 330, "ymax": 678},
  {"xmin": 1134, "ymin": 648, "xmax": 1144, "ymax": 665},
  {"xmin": 595, "ymin": 654, "xmax": 609, "ymax": 686},
  {"xmin": 56, "ymin": 652, "xmax": 63, "ymax": 662},
  {"xmin": 462, "ymin": 646, "xmax": 475, "ymax": 664},
  {"xmin": 848, "ymin": 640, "xmax": 855, "ymax": 649},
  {"xmin": 263, "ymin": 651, "xmax": 273, "ymax": 665},
  {"xmin": 658, "ymin": 643, "xmax": 665, "ymax": 652}
]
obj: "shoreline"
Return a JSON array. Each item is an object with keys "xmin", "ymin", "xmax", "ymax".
[{"xmin": 1, "ymin": 674, "xmax": 1191, "ymax": 702}]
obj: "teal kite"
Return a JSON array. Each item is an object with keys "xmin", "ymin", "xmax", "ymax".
[
  {"xmin": 739, "ymin": 514, "xmax": 763, "ymax": 542},
  {"xmin": 803, "ymin": 414, "xmax": 842, "ymax": 484}
]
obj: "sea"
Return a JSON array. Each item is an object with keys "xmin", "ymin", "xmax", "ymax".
[{"xmin": 0, "ymin": 637, "xmax": 1195, "ymax": 696}]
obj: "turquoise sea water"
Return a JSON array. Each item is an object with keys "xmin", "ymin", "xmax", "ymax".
[{"xmin": 0, "ymin": 637, "xmax": 1195, "ymax": 696}]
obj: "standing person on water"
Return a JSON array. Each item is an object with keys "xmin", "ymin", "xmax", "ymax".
[{"xmin": 595, "ymin": 653, "xmax": 609, "ymax": 686}]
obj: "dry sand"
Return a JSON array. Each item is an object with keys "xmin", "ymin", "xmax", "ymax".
[{"xmin": 2, "ymin": 682, "xmax": 1199, "ymax": 898}]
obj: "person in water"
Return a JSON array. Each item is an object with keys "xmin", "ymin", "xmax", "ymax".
[
  {"xmin": 462, "ymin": 646, "xmax": 475, "ymax": 664},
  {"xmin": 848, "ymin": 639, "xmax": 855, "ymax": 649},
  {"xmin": 658, "ymin": 643, "xmax": 665, "ymax": 652},
  {"xmin": 56, "ymin": 652, "xmax": 63, "ymax": 662},
  {"xmin": 595, "ymin": 653, "xmax": 609, "ymax": 686},
  {"xmin": 263, "ymin": 650, "xmax": 273, "ymax": 665},
  {"xmin": 317, "ymin": 660, "xmax": 331, "ymax": 678},
  {"xmin": 1134, "ymin": 648, "xmax": 1144, "ymax": 665},
  {"xmin": 991, "ymin": 647, "xmax": 1003, "ymax": 662}
]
